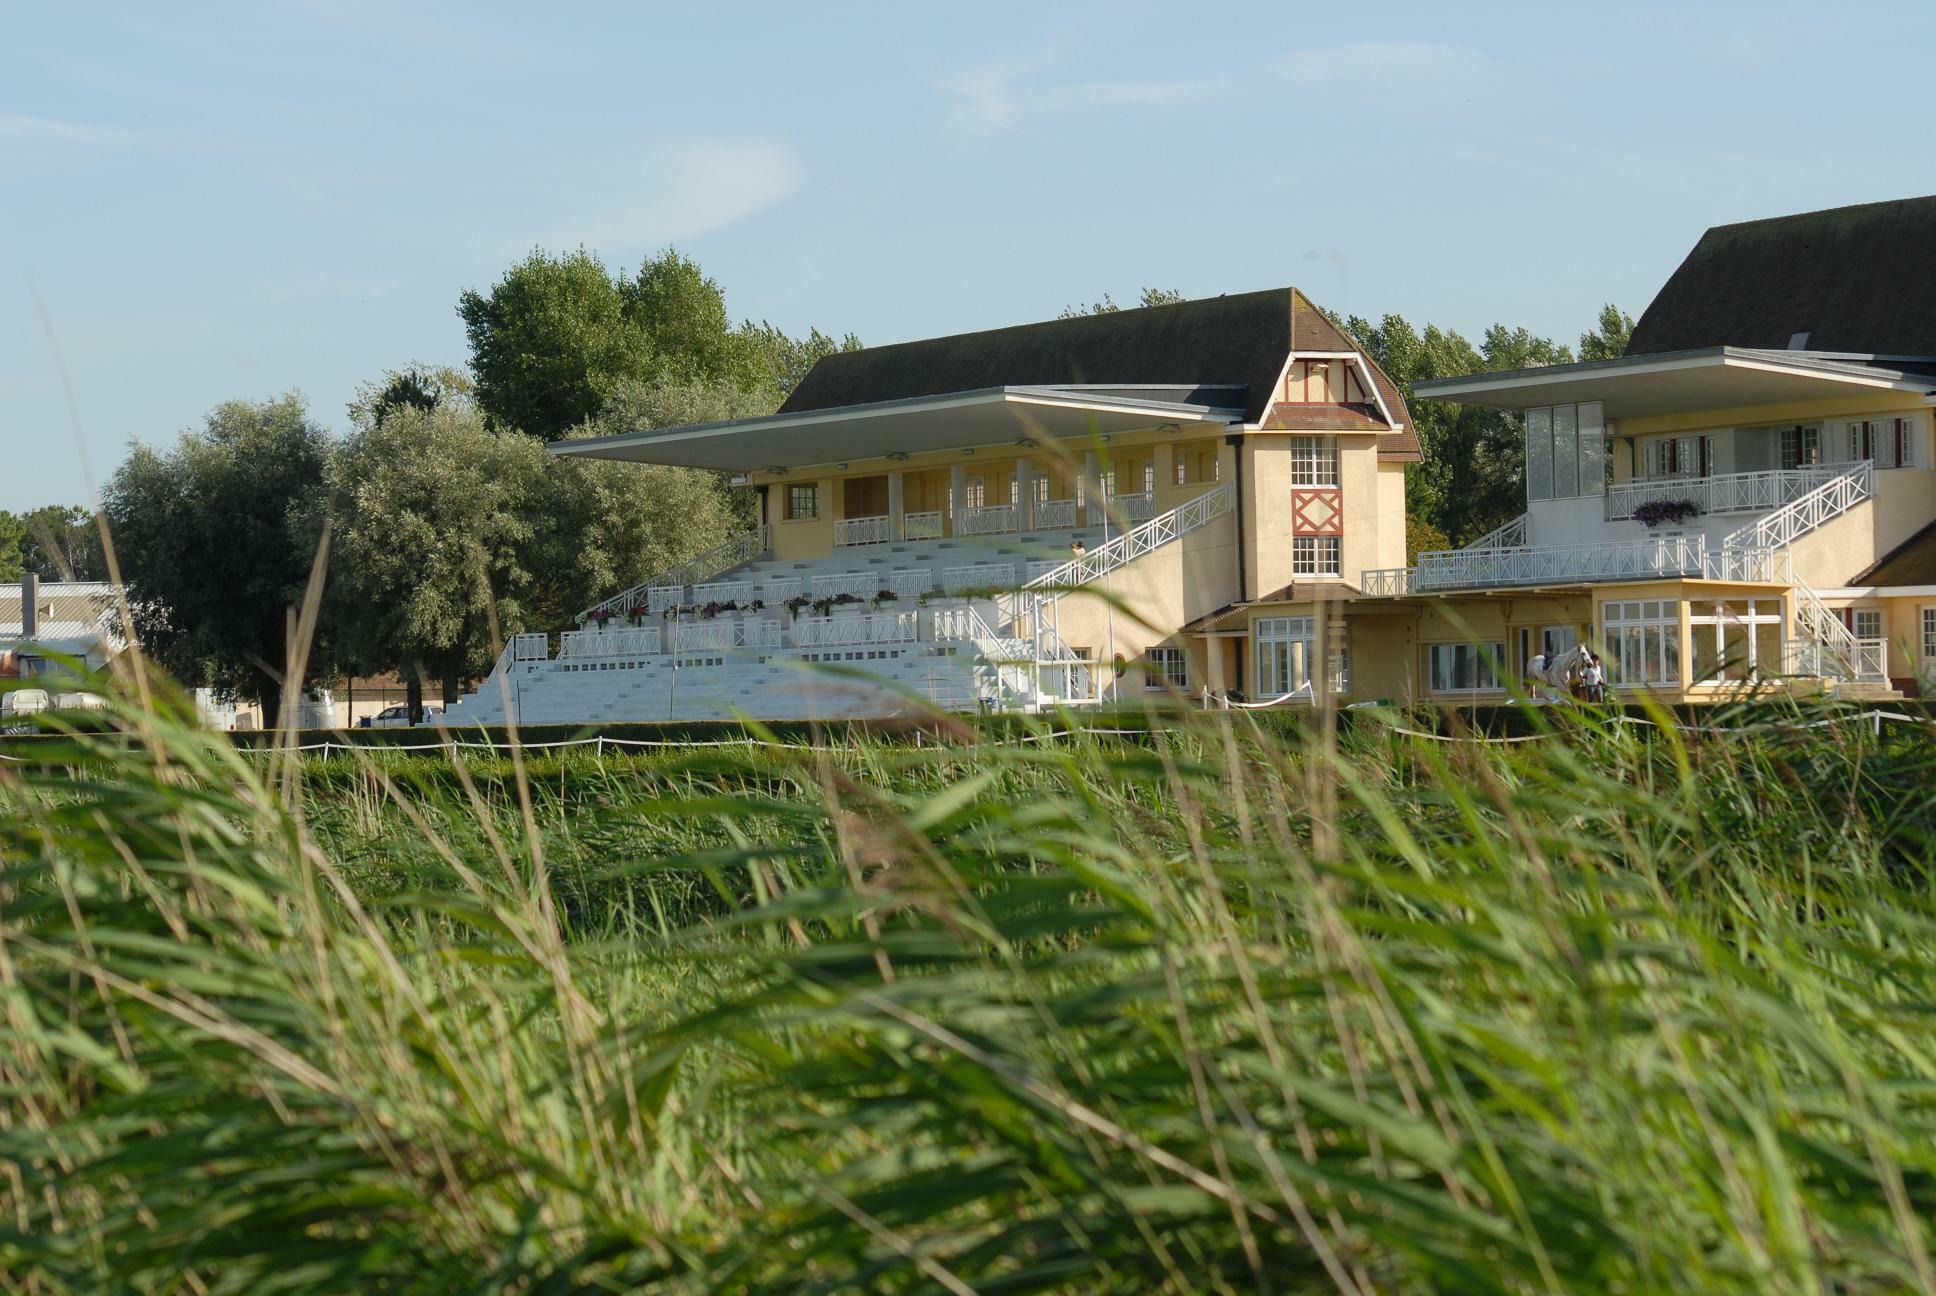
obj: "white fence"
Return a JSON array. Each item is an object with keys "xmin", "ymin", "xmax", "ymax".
[
  {"xmin": 793, "ymin": 612, "xmax": 918, "ymax": 647},
  {"xmin": 835, "ymin": 514, "xmax": 891, "ymax": 548},
  {"xmin": 1031, "ymin": 498, "xmax": 1078, "ymax": 530},
  {"xmin": 559, "ymin": 628, "xmax": 662, "ymax": 658},
  {"xmin": 669, "ymin": 620, "xmax": 780, "ymax": 653},
  {"xmin": 1723, "ymin": 462, "xmax": 1873, "ymax": 550},
  {"xmin": 903, "ymin": 510, "xmax": 943, "ymax": 540},
  {"xmin": 1108, "ymin": 491, "xmax": 1157, "ymax": 524},
  {"xmin": 958, "ymin": 503, "xmax": 1019, "ymax": 536},
  {"xmin": 1463, "ymin": 514, "xmax": 1526, "ymax": 550},
  {"xmin": 581, "ymin": 526, "xmax": 768, "ymax": 624},
  {"xmin": 763, "ymin": 576, "xmax": 805, "ymax": 602},
  {"xmin": 693, "ymin": 579, "xmax": 757, "ymax": 605},
  {"xmin": 1606, "ymin": 464, "xmax": 1853, "ymax": 521},
  {"xmin": 1023, "ymin": 483, "xmax": 1233, "ymax": 593},
  {"xmin": 944, "ymin": 562, "xmax": 1018, "ymax": 593}
]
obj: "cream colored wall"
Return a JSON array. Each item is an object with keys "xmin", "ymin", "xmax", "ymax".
[
  {"xmin": 1244, "ymin": 433, "xmax": 1381, "ymax": 596},
  {"xmin": 771, "ymin": 474, "xmax": 834, "ymax": 561},
  {"xmin": 1371, "ymin": 461, "xmax": 1409, "ymax": 572},
  {"xmin": 1049, "ymin": 513, "xmax": 1239, "ymax": 665},
  {"xmin": 1786, "ymin": 501, "xmax": 1879, "ymax": 589}
]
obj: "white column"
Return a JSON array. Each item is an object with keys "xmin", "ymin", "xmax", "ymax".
[
  {"xmin": 1016, "ymin": 458, "xmax": 1035, "ymax": 530},
  {"xmin": 887, "ymin": 471, "xmax": 905, "ymax": 541},
  {"xmin": 950, "ymin": 463, "xmax": 967, "ymax": 534},
  {"xmin": 1083, "ymin": 450, "xmax": 1103, "ymax": 526}
]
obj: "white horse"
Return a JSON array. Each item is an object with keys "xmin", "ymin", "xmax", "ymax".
[{"xmin": 1524, "ymin": 644, "xmax": 1591, "ymax": 701}]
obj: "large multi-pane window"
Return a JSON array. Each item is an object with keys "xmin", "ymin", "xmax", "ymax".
[
  {"xmin": 1689, "ymin": 598, "xmax": 1784, "ymax": 682},
  {"xmin": 1525, "ymin": 401, "xmax": 1606, "ymax": 501},
  {"xmin": 1289, "ymin": 436, "xmax": 1338, "ymax": 486},
  {"xmin": 1780, "ymin": 424, "xmax": 1822, "ymax": 470},
  {"xmin": 1922, "ymin": 608, "xmax": 1936, "ymax": 666},
  {"xmin": 1145, "ymin": 646, "xmax": 1188, "ymax": 690},
  {"xmin": 1602, "ymin": 600, "xmax": 1680, "ymax": 686},
  {"xmin": 1292, "ymin": 536, "xmax": 1341, "ymax": 577},
  {"xmin": 964, "ymin": 477, "xmax": 986, "ymax": 509},
  {"xmin": 1647, "ymin": 435, "xmax": 1710, "ymax": 479},
  {"xmin": 786, "ymin": 483, "xmax": 818, "ymax": 520},
  {"xmin": 1426, "ymin": 642, "xmax": 1505, "ymax": 694},
  {"xmin": 1844, "ymin": 417, "xmax": 1920, "ymax": 468},
  {"xmin": 1256, "ymin": 617, "xmax": 1347, "ymax": 697}
]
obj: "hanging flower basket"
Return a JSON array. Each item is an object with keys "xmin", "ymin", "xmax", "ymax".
[{"xmin": 1632, "ymin": 498, "xmax": 1700, "ymax": 529}]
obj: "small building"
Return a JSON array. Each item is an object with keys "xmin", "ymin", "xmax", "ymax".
[{"xmin": 0, "ymin": 577, "xmax": 122, "ymax": 679}]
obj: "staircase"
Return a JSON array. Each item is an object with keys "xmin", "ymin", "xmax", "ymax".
[{"xmin": 1721, "ymin": 461, "xmax": 1873, "ymax": 550}]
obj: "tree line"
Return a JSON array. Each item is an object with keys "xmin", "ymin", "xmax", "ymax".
[{"xmin": 10, "ymin": 246, "xmax": 1630, "ymax": 718}]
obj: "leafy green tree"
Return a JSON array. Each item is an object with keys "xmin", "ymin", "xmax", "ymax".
[
  {"xmin": 740, "ymin": 321, "xmax": 863, "ymax": 396},
  {"xmin": 1060, "ymin": 287, "xmax": 1186, "ymax": 317},
  {"xmin": 14, "ymin": 505, "xmax": 107, "ymax": 581},
  {"xmin": 347, "ymin": 364, "xmax": 473, "ymax": 431},
  {"xmin": 0, "ymin": 512, "xmax": 24, "ymax": 582},
  {"xmin": 327, "ymin": 403, "xmax": 547, "ymax": 709},
  {"xmin": 621, "ymin": 250, "xmax": 766, "ymax": 388},
  {"xmin": 458, "ymin": 248, "xmax": 648, "ymax": 439},
  {"xmin": 1579, "ymin": 303, "xmax": 1636, "ymax": 361},
  {"xmin": 1347, "ymin": 314, "xmax": 1573, "ymax": 547},
  {"xmin": 104, "ymin": 394, "xmax": 335, "ymax": 711}
]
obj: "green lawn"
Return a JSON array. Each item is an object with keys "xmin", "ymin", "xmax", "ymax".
[{"xmin": 4, "ymin": 687, "xmax": 1936, "ymax": 1293}]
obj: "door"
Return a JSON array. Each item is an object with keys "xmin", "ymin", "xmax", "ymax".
[{"xmin": 1541, "ymin": 626, "xmax": 1578, "ymax": 657}]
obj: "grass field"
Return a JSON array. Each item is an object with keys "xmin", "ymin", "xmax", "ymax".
[{"xmin": 4, "ymin": 682, "xmax": 1936, "ymax": 1293}]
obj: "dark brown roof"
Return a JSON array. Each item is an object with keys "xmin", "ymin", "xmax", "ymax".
[
  {"xmin": 1628, "ymin": 195, "xmax": 1936, "ymax": 357},
  {"xmin": 1261, "ymin": 402, "xmax": 1389, "ymax": 433},
  {"xmin": 1854, "ymin": 518, "xmax": 1936, "ymax": 587},
  {"xmin": 783, "ymin": 286, "xmax": 1424, "ymax": 463}
]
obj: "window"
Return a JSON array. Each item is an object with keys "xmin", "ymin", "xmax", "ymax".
[
  {"xmin": 786, "ymin": 484, "xmax": 818, "ymax": 520},
  {"xmin": 1032, "ymin": 474, "xmax": 1051, "ymax": 504},
  {"xmin": 1257, "ymin": 616, "xmax": 1313, "ymax": 696},
  {"xmin": 1844, "ymin": 608, "xmax": 1883, "ymax": 640},
  {"xmin": 1292, "ymin": 536, "xmax": 1341, "ymax": 577},
  {"xmin": 1780, "ymin": 425, "xmax": 1821, "ymax": 470},
  {"xmin": 1689, "ymin": 598, "xmax": 1783, "ymax": 683},
  {"xmin": 1146, "ymin": 646, "xmax": 1188, "ymax": 690},
  {"xmin": 1427, "ymin": 642, "xmax": 1505, "ymax": 694},
  {"xmin": 1142, "ymin": 461, "xmax": 1156, "ymax": 494},
  {"xmin": 1290, "ymin": 436, "xmax": 1338, "ymax": 486},
  {"xmin": 1845, "ymin": 418, "xmax": 1920, "ymax": 469},
  {"xmin": 964, "ymin": 477, "xmax": 986, "ymax": 509},
  {"xmin": 1175, "ymin": 442, "xmax": 1220, "ymax": 485},
  {"xmin": 1601, "ymin": 600, "xmax": 1680, "ymax": 686},
  {"xmin": 1923, "ymin": 608, "xmax": 1936, "ymax": 666},
  {"xmin": 1524, "ymin": 402, "xmax": 1605, "ymax": 501},
  {"xmin": 1647, "ymin": 435, "xmax": 1710, "ymax": 479}
]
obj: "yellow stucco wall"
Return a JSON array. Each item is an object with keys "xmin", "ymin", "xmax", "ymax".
[{"xmin": 1048, "ymin": 513, "xmax": 1239, "ymax": 666}]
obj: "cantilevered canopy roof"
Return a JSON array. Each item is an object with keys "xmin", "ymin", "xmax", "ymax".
[
  {"xmin": 548, "ymin": 386, "xmax": 1244, "ymax": 472},
  {"xmin": 1412, "ymin": 347, "xmax": 1936, "ymax": 419}
]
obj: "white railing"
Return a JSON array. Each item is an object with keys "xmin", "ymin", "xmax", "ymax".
[
  {"xmin": 811, "ymin": 571, "xmax": 884, "ymax": 598},
  {"xmin": 1463, "ymin": 514, "xmax": 1526, "ymax": 550},
  {"xmin": 581, "ymin": 526, "xmax": 769, "ymax": 624},
  {"xmin": 1021, "ymin": 483, "xmax": 1234, "ymax": 594},
  {"xmin": 559, "ymin": 627, "xmax": 662, "ymax": 658},
  {"xmin": 944, "ymin": 562, "xmax": 1018, "ymax": 594},
  {"xmin": 1025, "ymin": 559, "xmax": 1062, "ymax": 582},
  {"xmin": 882, "ymin": 568, "xmax": 935, "ymax": 599},
  {"xmin": 1606, "ymin": 465, "xmax": 1851, "ymax": 522},
  {"xmin": 793, "ymin": 612, "xmax": 918, "ymax": 647},
  {"xmin": 1107, "ymin": 491, "xmax": 1157, "ymax": 524},
  {"xmin": 693, "ymin": 579, "xmax": 757, "ymax": 606},
  {"xmin": 1790, "ymin": 575, "xmax": 1863, "ymax": 679},
  {"xmin": 957, "ymin": 503, "xmax": 1019, "ymax": 536},
  {"xmin": 1722, "ymin": 462, "xmax": 1873, "ymax": 550},
  {"xmin": 1401, "ymin": 535, "xmax": 1713, "ymax": 591},
  {"xmin": 667, "ymin": 620, "xmax": 781, "ymax": 653},
  {"xmin": 1031, "ymin": 498, "xmax": 1078, "ymax": 530},
  {"xmin": 491, "ymin": 632, "xmax": 551, "ymax": 676},
  {"xmin": 1700, "ymin": 546, "xmax": 1791, "ymax": 583},
  {"xmin": 835, "ymin": 514, "xmax": 891, "ymax": 548},
  {"xmin": 763, "ymin": 576, "xmax": 805, "ymax": 602},
  {"xmin": 903, "ymin": 510, "xmax": 943, "ymax": 540}
]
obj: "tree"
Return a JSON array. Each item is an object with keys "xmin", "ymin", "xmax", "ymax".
[
  {"xmin": 0, "ymin": 512, "xmax": 23, "ymax": 582},
  {"xmin": 104, "ymin": 394, "xmax": 335, "ymax": 711},
  {"xmin": 1579, "ymin": 303, "xmax": 1636, "ymax": 361},
  {"xmin": 12, "ymin": 505, "xmax": 107, "ymax": 581},
  {"xmin": 1346, "ymin": 314, "xmax": 1574, "ymax": 547},
  {"xmin": 1060, "ymin": 287, "xmax": 1187, "ymax": 318},
  {"xmin": 740, "ymin": 321, "xmax": 863, "ymax": 396},
  {"xmin": 621, "ymin": 250, "xmax": 767, "ymax": 389},
  {"xmin": 458, "ymin": 248, "xmax": 648, "ymax": 439},
  {"xmin": 347, "ymin": 364, "xmax": 472, "ymax": 430},
  {"xmin": 328, "ymin": 404, "xmax": 548, "ymax": 711}
]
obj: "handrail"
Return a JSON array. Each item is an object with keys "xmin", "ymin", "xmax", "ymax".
[
  {"xmin": 1021, "ymin": 482, "xmax": 1234, "ymax": 595},
  {"xmin": 1606, "ymin": 464, "xmax": 1851, "ymax": 522},
  {"xmin": 1721, "ymin": 462, "xmax": 1873, "ymax": 550},
  {"xmin": 834, "ymin": 514, "xmax": 891, "ymax": 548},
  {"xmin": 580, "ymin": 526, "xmax": 769, "ymax": 625},
  {"xmin": 1462, "ymin": 514, "xmax": 1525, "ymax": 550}
]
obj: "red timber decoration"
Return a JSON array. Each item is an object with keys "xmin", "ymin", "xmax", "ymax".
[{"xmin": 1291, "ymin": 488, "xmax": 1343, "ymax": 537}]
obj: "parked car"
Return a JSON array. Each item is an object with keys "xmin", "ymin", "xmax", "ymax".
[{"xmin": 361, "ymin": 704, "xmax": 442, "ymax": 729}]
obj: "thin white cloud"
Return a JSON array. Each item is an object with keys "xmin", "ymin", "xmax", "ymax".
[
  {"xmin": 0, "ymin": 114, "xmax": 155, "ymax": 183},
  {"xmin": 0, "ymin": 114, "xmax": 144, "ymax": 145},
  {"xmin": 1280, "ymin": 41, "xmax": 1492, "ymax": 94},
  {"xmin": 943, "ymin": 56, "xmax": 1216, "ymax": 133},
  {"xmin": 533, "ymin": 138, "xmax": 801, "ymax": 253}
]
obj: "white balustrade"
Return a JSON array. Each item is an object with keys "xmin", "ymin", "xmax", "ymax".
[
  {"xmin": 882, "ymin": 568, "xmax": 934, "ymax": 599},
  {"xmin": 903, "ymin": 510, "xmax": 943, "ymax": 540},
  {"xmin": 1025, "ymin": 559, "xmax": 1062, "ymax": 582},
  {"xmin": 1107, "ymin": 491, "xmax": 1156, "ymax": 524},
  {"xmin": 581, "ymin": 525, "xmax": 769, "ymax": 624},
  {"xmin": 1606, "ymin": 464, "xmax": 1855, "ymax": 522},
  {"xmin": 834, "ymin": 514, "xmax": 891, "ymax": 547},
  {"xmin": 646, "ymin": 586, "xmax": 683, "ymax": 614},
  {"xmin": 1031, "ymin": 498, "xmax": 1077, "ymax": 530},
  {"xmin": 1463, "ymin": 514, "xmax": 1526, "ymax": 550},
  {"xmin": 811, "ymin": 571, "xmax": 884, "ymax": 598},
  {"xmin": 1362, "ymin": 537, "xmax": 1791, "ymax": 596},
  {"xmin": 762, "ymin": 576, "xmax": 805, "ymax": 602},
  {"xmin": 692, "ymin": 579, "xmax": 756, "ymax": 605},
  {"xmin": 793, "ymin": 612, "xmax": 918, "ymax": 647},
  {"xmin": 560, "ymin": 627, "xmax": 663, "ymax": 658},
  {"xmin": 957, "ymin": 503, "xmax": 1019, "ymax": 536},
  {"xmin": 1723, "ymin": 462, "xmax": 1874, "ymax": 550},
  {"xmin": 944, "ymin": 562, "xmax": 1018, "ymax": 594},
  {"xmin": 1022, "ymin": 483, "xmax": 1232, "ymax": 593}
]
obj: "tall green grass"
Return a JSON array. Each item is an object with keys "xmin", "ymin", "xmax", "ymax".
[{"xmin": 4, "ymin": 683, "xmax": 1936, "ymax": 1293}]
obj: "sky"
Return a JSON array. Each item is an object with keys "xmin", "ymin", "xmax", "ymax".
[{"xmin": 5, "ymin": 0, "xmax": 1934, "ymax": 512}]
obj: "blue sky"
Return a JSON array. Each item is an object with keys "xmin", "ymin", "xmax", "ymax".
[{"xmin": 5, "ymin": 0, "xmax": 1932, "ymax": 511}]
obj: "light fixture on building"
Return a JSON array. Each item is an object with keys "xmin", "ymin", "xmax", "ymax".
[
  {"xmin": 886, "ymin": 451, "xmax": 909, "ymax": 461},
  {"xmin": 835, "ymin": 462, "xmax": 848, "ymax": 470},
  {"xmin": 1157, "ymin": 422, "xmax": 1180, "ymax": 434},
  {"xmin": 961, "ymin": 447, "xmax": 975, "ymax": 456},
  {"xmin": 767, "ymin": 466, "xmax": 789, "ymax": 476}
]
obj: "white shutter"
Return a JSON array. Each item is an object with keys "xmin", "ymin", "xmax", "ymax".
[{"xmin": 1898, "ymin": 417, "xmax": 1916, "ymax": 469}]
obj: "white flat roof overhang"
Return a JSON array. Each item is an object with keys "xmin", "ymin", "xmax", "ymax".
[
  {"xmin": 547, "ymin": 386, "xmax": 1245, "ymax": 472},
  {"xmin": 1413, "ymin": 347, "xmax": 1936, "ymax": 419}
]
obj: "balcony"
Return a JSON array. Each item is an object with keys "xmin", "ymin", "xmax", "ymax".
[
  {"xmin": 834, "ymin": 514, "xmax": 891, "ymax": 547},
  {"xmin": 958, "ymin": 503, "xmax": 1020, "ymax": 536},
  {"xmin": 903, "ymin": 510, "xmax": 943, "ymax": 540},
  {"xmin": 1361, "ymin": 535, "xmax": 1788, "ymax": 596},
  {"xmin": 1604, "ymin": 465, "xmax": 1853, "ymax": 521},
  {"xmin": 1107, "ymin": 491, "xmax": 1157, "ymax": 524},
  {"xmin": 1031, "ymin": 498, "xmax": 1078, "ymax": 530}
]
